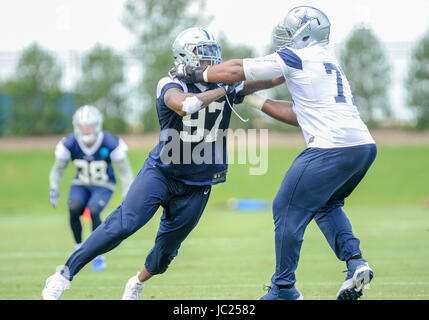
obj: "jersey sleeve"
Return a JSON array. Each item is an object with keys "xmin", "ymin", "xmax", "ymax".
[
  {"xmin": 156, "ymin": 76, "xmax": 187, "ymax": 101},
  {"xmin": 274, "ymin": 47, "xmax": 304, "ymax": 77},
  {"xmin": 243, "ymin": 53, "xmax": 284, "ymax": 80},
  {"xmin": 54, "ymin": 138, "xmax": 71, "ymax": 161},
  {"xmin": 110, "ymin": 138, "xmax": 129, "ymax": 162}
]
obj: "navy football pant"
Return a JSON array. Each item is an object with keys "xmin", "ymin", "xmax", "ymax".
[
  {"xmin": 67, "ymin": 185, "xmax": 113, "ymax": 244},
  {"xmin": 62, "ymin": 162, "xmax": 211, "ymax": 280},
  {"xmin": 271, "ymin": 144, "xmax": 377, "ymax": 286}
]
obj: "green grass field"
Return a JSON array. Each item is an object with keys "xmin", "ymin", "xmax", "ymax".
[{"xmin": 0, "ymin": 146, "xmax": 428, "ymax": 300}]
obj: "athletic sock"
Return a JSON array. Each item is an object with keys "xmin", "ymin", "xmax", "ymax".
[{"xmin": 347, "ymin": 253, "xmax": 363, "ymax": 262}]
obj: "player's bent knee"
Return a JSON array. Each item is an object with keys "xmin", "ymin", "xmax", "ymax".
[
  {"xmin": 68, "ymin": 200, "xmax": 85, "ymax": 216},
  {"xmin": 145, "ymin": 248, "xmax": 178, "ymax": 275}
]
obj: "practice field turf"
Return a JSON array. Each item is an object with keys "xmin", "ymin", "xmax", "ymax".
[{"xmin": 0, "ymin": 146, "xmax": 428, "ymax": 299}]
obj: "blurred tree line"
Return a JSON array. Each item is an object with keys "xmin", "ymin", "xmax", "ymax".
[
  {"xmin": 340, "ymin": 26, "xmax": 392, "ymax": 127},
  {"xmin": 0, "ymin": 43, "xmax": 128, "ymax": 135},
  {"xmin": 0, "ymin": 0, "xmax": 428, "ymax": 136}
]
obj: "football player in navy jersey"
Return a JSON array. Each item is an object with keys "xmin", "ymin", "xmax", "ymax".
[
  {"xmin": 49, "ymin": 105, "xmax": 134, "ymax": 271},
  {"xmin": 42, "ymin": 27, "xmax": 285, "ymax": 300}
]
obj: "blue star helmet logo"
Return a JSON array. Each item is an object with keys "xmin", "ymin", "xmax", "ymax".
[{"xmin": 296, "ymin": 10, "xmax": 317, "ymax": 30}]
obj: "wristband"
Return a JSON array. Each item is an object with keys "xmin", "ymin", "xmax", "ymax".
[
  {"xmin": 203, "ymin": 67, "xmax": 210, "ymax": 83},
  {"xmin": 182, "ymin": 96, "xmax": 204, "ymax": 115},
  {"xmin": 243, "ymin": 94, "xmax": 267, "ymax": 110}
]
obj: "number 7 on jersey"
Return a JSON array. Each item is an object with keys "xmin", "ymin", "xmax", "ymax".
[{"xmin": 323, "ymin": 62, "xmax": 354, "ymax": 105}]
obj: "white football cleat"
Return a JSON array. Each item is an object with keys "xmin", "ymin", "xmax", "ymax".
[
  {"xmin": 42, "ymin": 272, "xmax": 70, "ymax": 300},
  {"xmin": 122, "ymin": 272, "xmax": 145, "ymax": 300},
  {"xmin": 336, "ymin": 262, "xmax": 373, "ymax": 300}
]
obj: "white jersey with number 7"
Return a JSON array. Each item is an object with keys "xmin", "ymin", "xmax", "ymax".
[{"xmin": 243, "ymin": 44, "xmax": 375, "ymax": 148}]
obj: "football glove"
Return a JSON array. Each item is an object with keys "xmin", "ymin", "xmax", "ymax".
[
  {"xmin": 233, "ymin": 93, "xmax": 245, "ymax": 105},
  {"xmin": 49, "ymin": 189, "xmax": 60, "ymax": 208},
  {"xmin": 168, "ymin": 64, "xmax": 207, "ymax": 83}
]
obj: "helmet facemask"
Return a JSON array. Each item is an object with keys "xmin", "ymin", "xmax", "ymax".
[
  {"xmin": 175, "ymin": 42, "xmax": 222, "ymax": 67},
  {"xmin": 75, "ymin": 124, "xmax": 99, "ymax": 145},
  {"xmin": 273, "ymin": 24, "xmax": 294, "ymax": 50},
  {"xmin": 72, "ymin": 105, "xmax": 103, "ymax": 146},
  {"xmin": 193, "ymin": 42, "xmax": 222, "ymax": 66}
]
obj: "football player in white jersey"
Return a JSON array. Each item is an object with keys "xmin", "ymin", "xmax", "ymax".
[{"xmin": 171, "ymin": 6, "xmax": 377, "ymax": 300}]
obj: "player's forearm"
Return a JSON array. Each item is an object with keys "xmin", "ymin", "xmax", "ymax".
[
  {"xmin": 262, "ymin": 100, "xmax": 299, "ymax": 127},
  {"xmin": 49, "ymin": 159, "xmax": 68, "ymax": 190},
  {"xmin": 243, "ymin": 94, "xmax": 299, "ymax": 127},
  {"xmin": 194, "ymin": 87, "xmax": 227, "ymax": 107},
  {"xmin": 206, "ymin": 59, "xmax": 246, "ymax": 83},
  {"xmin": 240, "ymin": 77, "xmax": 285, "ymax": 96},
  {"xmin": 165, "ymin": 87, "xmax": 226, "ymax": 116}
]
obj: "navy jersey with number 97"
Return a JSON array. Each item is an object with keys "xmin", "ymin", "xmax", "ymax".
[{"xmin": 147, "ymin": 76, "xmax": 244, "ymax": 186}]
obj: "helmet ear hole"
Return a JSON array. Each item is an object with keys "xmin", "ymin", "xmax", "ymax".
[{"xmin": 303, "ymin": 36, "xmax": 310, "ymax": 42}]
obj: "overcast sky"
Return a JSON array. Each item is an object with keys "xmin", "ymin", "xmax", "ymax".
[{"xmin": 0, "ymin": 0, "xmax": 428, "ymax": 53}]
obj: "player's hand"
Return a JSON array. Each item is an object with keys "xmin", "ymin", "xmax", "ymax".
[
  {"xmin": 49, "ymin": 189, "xmax": 60, "ymax": 208},
  {"xmin": 218, "ymin": 82, "xmax": 240, "ymax": 95},
  {"xmin": 168, "ymin": 64, "xmax": 207, "ymax": 83}
]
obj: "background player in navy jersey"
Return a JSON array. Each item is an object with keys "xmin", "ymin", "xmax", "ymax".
[
  {"xmin": 171, "ymin": 7, "xmax": 377, "ymax": 300},
  {"xmin": 48, "ymin": 105, "xmax": 134, "ymax": 272},
  {"xmin": 42, "ymin": 27, "xmax": 285, "ymax": 300}
]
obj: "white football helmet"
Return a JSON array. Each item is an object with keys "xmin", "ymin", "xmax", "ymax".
[
  {"xmin": 72, "ymin": 105, "xmax": 103, "ymax": 145},
  {"xmin": 274, "ymin": 6, "xmax": 331, "ymax": 49},
  {"xmin": 172, "ymin": 27, "xmax": 222, "ymax": 67}
]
